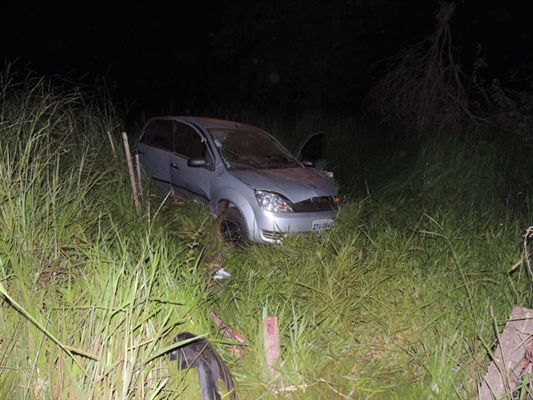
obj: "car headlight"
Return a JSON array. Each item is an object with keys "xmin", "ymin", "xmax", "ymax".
[{"xmin": 255, "ymin": 191, "xmax": 294, "ymax": 212}]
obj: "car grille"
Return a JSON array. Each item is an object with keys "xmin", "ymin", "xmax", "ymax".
[
  {"xmin": 291, "ymin": 196, "xmax": 338, "ymax": 212},
  {"xmin": 261, "ymin": 230, "xmax": 285, "ymax": 242}
]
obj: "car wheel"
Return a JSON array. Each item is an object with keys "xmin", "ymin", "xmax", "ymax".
[{"xmin": 219, "ymin": 208, "xmax": 248, "ymax": 248}]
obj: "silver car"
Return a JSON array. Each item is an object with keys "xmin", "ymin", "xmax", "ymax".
[{"xmin": 136, "ymin": 116, "xmax": 339, "ymax": 245}]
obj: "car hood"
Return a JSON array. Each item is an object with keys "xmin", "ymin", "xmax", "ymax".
[{"xmin": 229, "ymin": 168, "xmax": 336, "ymax": 204}]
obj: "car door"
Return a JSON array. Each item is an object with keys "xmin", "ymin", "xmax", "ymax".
[
  {"xmin": 169, "ymin": 121, "xmax": 214, "ymax": 202},
  {"xmin": 295, "ymin": 131, "xmax": 327, "ymax": 170},
  {"xmin": 137, "ymin": 119, "xmax": 174, "ymax": 183}
]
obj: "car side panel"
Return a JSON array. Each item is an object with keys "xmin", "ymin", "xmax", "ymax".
[
  {"xmin": 137, "ymin": 143, "xmax": 170, "ymax": 183},
  {"xmin": 210, "ymin": 182, "xmax": 262, "ymax": 241}
]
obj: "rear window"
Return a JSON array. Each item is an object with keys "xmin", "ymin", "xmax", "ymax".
[{"xmin": 140, "ymin": 120, "xmax": 174, "ymax": 151}]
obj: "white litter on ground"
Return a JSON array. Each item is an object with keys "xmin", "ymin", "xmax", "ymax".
[{"xmin": 213, "ymin": 268, "xmax": 231, "ymax": 280}]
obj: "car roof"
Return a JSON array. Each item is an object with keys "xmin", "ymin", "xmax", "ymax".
[{"xmin": 149, "ymin": 116, "xmax": 261, "ymax": 131}]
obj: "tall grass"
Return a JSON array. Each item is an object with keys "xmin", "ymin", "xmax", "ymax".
[
  {"xmin": 1, "ymin": 69, "xmax": 532, "ymax": 399},
  {"xmin": 0, "ymin": 70, "xmax": 216, "ymax": 399}
]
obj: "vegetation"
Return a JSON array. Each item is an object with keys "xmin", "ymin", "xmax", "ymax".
[
  {"xmin": 1, "ymin": 69, "xmax": 533, "ymax": 399},
  {"xmin": 364, "ymin": 0, "xmax": 533, "ymax": 141},
  {"xmin": 364, "ymin": 2, "xmax": 469, "ymax": 130}
]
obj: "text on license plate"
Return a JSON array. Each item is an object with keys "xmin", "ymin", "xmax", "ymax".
[{"xmin": 312, "ymin": 218, "xmax": 334, "ymax": 231}]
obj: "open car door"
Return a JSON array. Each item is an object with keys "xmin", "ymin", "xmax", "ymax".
[{"xmin": 295, "ymin": 131, "xmax": 327, "ymax": 170}]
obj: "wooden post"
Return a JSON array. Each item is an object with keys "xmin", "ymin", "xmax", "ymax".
[
  {"xmin": 107, "ymin": 131, "xmax": 117, "ymax": 158},
  {"xmin": 479, "ymin": 306, "xmax": 533, "ymax": 399},
  {"xmin": 135, "ymin": 153, "xmax": 143, "ymax": 202},
  {"xmin": 263, "ymin": 316, "xmax": 281, "ymax": 386},
  {"xmin": 122, "ymin": 132, "xmax": 140, "ymax": 211}
]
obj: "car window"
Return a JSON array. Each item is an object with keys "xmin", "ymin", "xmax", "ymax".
[
  {"xmin": 174, "ymin": 122, "xmax": 207, "ymax": 159},
  {"xmin": 209, "ymin": 128, "xmax": 299, "ymax": 170},
  {"xmin": 141, "ymin": 119, "xmax": 174, "ymax": 151},
  {"xmin": 300, "ymin": 133, "xmax": 324, "ymax": 161}
]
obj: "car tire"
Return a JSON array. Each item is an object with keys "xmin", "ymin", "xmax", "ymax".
[{"xmin": 219, "ymin": 208, "xmax": 248, "ymax": 249}]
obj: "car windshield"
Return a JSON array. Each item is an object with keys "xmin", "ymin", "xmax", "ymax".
[{"xmin": 209, "ymin": 128, "xmax": 300, "ymax": 170}]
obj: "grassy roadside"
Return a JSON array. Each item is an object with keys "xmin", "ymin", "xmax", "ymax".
[{"xmin": 1, "ymin": 70, "xmax": 532, "ymax": 399}]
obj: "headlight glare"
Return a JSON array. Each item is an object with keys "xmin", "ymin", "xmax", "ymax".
[{"xmin": 255, "ymin": 191, "xmax": 293, "ymax": 212}]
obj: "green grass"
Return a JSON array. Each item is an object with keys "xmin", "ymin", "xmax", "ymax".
[{"xmin": 1, "ymin": 69, "xmax": 533, "ymax": 399}]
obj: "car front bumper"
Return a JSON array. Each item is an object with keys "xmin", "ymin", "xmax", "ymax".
[{"xmin": 250, "ymin": 209, "xmax": 338, "ymax": 244}]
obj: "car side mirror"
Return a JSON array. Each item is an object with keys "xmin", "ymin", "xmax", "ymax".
[
  {"xmin": 187, "ymin": 157, "xmax": 208, "ymax": 167},
  {"xmin": 301, "ymin": 159, "xmax": 316, "ymax": 168}
]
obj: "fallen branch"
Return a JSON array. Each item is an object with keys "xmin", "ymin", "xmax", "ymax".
[
  {"xmin": 209, "ymin": 311, "xmax": 248, "ymax": 358},
  {"xmin": 209, "ymin": 311, "xmax": 248, "ymax": 344}
]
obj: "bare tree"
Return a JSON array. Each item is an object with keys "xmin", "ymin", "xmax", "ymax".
[{"xmin": 364, "ymin": 2, "xmax": 469, "ymax": 131}]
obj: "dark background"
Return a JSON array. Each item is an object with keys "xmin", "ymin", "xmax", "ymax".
[{"xmin": 1, "ymin": 0, "xmax": 532, "ymax": 117}]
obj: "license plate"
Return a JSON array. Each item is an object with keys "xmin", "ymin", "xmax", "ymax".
[{"xmin": 312, "ymin": 218, "xmax": 334, "ymax": 231}]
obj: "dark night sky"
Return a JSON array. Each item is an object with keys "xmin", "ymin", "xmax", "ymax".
[{"xmin": 1, "ymin": 0, "xmax": 532, "ymax": 116}]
